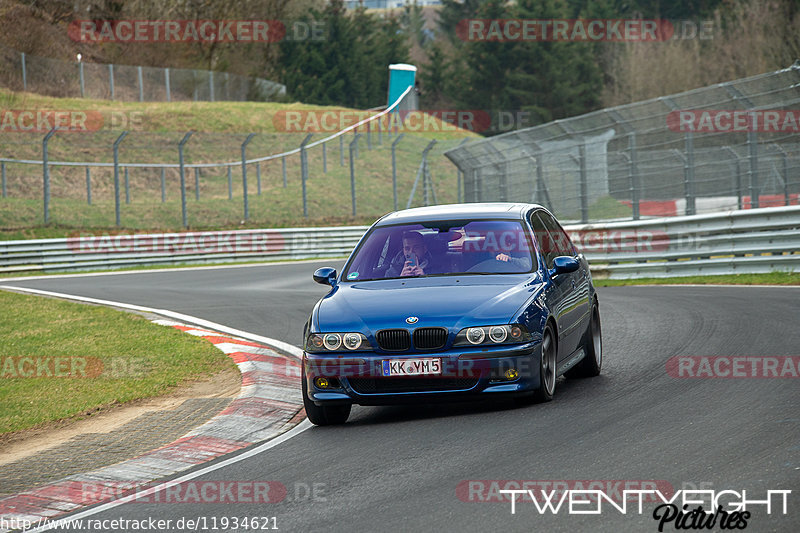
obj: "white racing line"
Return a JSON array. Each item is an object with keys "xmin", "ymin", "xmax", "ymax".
[
  {"xmin": 0, "ymin": 283, "xmax": 312, "ymax": 531},
  {"xmin": 23, "ymin": 420, "xmax": 312, "ymax": 533}
]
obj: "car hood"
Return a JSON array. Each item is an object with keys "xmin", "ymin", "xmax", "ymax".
[{"xmin": 315, "ymin": 274, "xmax": 544, "ymax": 333}]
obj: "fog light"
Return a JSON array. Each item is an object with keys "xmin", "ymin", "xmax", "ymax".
[
  {"xmin": 314, "ymin": 377, "xmax": 330, "ymax": 389},
  {"xmin": 504, "ymin": 368, "xmax": 519, "ymax": 380}
]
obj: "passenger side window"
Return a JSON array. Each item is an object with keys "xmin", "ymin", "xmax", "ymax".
[
  {"xmin": 537, "ymin": 211, "xmax": 575, "ymax": 258},
  {"xmin": 529, "ymin": 213, "xmax": 559, "ymax": 269}
]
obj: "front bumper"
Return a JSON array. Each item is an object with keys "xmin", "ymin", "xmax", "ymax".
[{"xmin": 303, "ymin": 341, "xmax": 542, "ymax": 406}]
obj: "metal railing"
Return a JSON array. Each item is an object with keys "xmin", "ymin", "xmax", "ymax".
[
  {"xmin": 0, "ymin": 86, "xmax": 463, "ymax": 227},
  {"xmin": 1, "ymin": 207, "xmax": 797, "ymax": 278},
  {"xmin": 445, "ymin": 63, "xmax": 800, "ymax": 222},
  {"xmin": 0, "ymin": 43, "xmax": 285, "ymax": 102}
]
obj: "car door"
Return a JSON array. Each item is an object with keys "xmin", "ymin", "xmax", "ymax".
[
  {"xmin": 536, "ymin": 211, "xmax": 590, "ymax": 358},
  {"xmin": 529, "ymin": 212, "xmax": 573, "ymax": 363}
]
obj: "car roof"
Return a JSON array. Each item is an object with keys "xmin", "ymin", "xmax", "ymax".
[{"xmin": 375, "ymin": 203, "xmax": 545, "ymax": 226}]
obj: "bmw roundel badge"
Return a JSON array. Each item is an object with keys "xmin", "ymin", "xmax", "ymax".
[{"xmin": 406, "ymin": 316, "xmax": 419, "ymax": 324}]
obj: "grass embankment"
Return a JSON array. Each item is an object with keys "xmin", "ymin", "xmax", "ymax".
[
  {"xmin": 594, "ymin": 272, "xmax": 800, "ymax": 286},
  {"xmin": 0, "ymin": 289, "xmax": 236, "ymax": 436},
  {"xmin": 0, "ymin": 89, "xmax": 485, "ymax": 240}
]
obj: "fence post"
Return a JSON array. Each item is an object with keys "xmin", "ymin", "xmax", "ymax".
[
  {"xmin": 339, "ymin": 135, "xmax": 344, "ymax": 166},
  {"xmin": 629, "ymin": 132, "xmax": 640, "ymax": 220},
  {"xmin": 113, "ymin": 131, "xmax": 128, "ymax": 227},
  {"xmin": 349, "ymin": 134, "xmax": 361, "ymax": 216},
  {"xmin": 367, "ymin": 120, "xmax": 372, "ymax": 150},
  {"xmin": 160, "ymin": 167, "xmax": 166, "ymax": 202},
  {"xmin": 721, "ymin": 147, "xmax": 742, "ymax": 210},
  {"xmin": 109, "ymin": 63, "xmax": 115, "ymax": 100},
  {"xmin": 684, "ymin": 132, "xmax": 695, "ymax": 215},
  {"xmin": 282, "ymin": 156, "xmax": 287, "ymax": 187},
  {"xmin": 85, "ymin": 166, "xmax": 91, "ymax": 205},
  {"xmin": 227, "ymin": 166, "xmax": 232, "ymax": 200},
  {"xmin": 241, "ymin": 133, "xmax": 256, "ymax": 221},
  {"xmin": 178, "ymin": 132, "xmax": 193, "ymax": 228},
  {"xmin": 124, "ymin": 167, "xmax": 130, "ymax": 204},
  {"xmin": 748, "ymin": 131, "xmax": 759, "ymax": 208},
  {"xmin": 474, "ymin": 168, "xmax": 481, "ymax": 203},
  {"xmin": 322, "ymin": 142, "xmax": 327, "ymax": 174},
  {"xmin": 391, "ymin": 133, "xmax": 405, "ymax": 211},
  {"xmin": 194, "ymin": 167, "xmax": 200, "ymax": 201},
  {"xmin": 300, "ymin": 133, "xmax": 313, "ymax": 218},
  {"xmin": 578, "ymin": 143, "xmax": 588, "ymax": 223},
  {"xmin": 165, "ymin": 68, "xmax": 171, "ymax": 102},
  {"xmin": 137, "ymin": 66, "xmax": 144, "ymax": 102},
  {"xmin": 406, "ymin": 140, "xmax": 437, "ymax": 208},
  {"xmin": 771, "ymin": 144, "xmax": 790, "ymax": 206},
  {"xmin": 79, "ymin": 61, "xmax": 85, "ymax": 98},
  {"xmin": 21, "ymin": 52, "xmax": 27, "ymax": 91},
  {"xmin": 456, "ymin": 138, "xmax": 469, "ymax": 203},
  {"xmin": 209, "ymin": 71, "xmax": 215, "ymax": 102},
  {"xmin": 378, "ymin": 118, "xmax": 382, "ymax": 146},
  {"xmin": 256, "ymin": 162, "xmax": 261, "ymax": 195},
  {"xmin": 423, "ymin": 140, "xmax": 437, "ymax": 206},
  {"xmin": 43, "ymin": 129, "xmax": 57, "ymax": 223},
  {"xmin": 1, "ymin": 161, "xmax": 6, "ymax": 198}
]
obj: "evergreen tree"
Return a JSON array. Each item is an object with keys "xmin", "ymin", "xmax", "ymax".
[{"xmin": 278, "ymin": 0, "xmax": 409, "ymax": 109}]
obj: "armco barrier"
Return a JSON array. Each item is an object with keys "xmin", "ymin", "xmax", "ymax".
[
  {"xmin": 566, "ymin": 205, "xmax": 800, "ymax": 279},
  {"xmin": 0, "ymin": 207, "xmax": 798, "ymax": 278}
]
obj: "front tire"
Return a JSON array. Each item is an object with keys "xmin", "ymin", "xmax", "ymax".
[
  {"xmin": 531, "ymin": 324, "xmax": 557, "ymax": 403},
  {"xmin": 302, "ymin": 373, "xmax": 351, "ymax": 426},
  {"xmin": 566, "ymin": 300, "xmax": 602, "ymax": 378}
]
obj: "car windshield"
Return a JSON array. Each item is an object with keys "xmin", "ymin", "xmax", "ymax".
[{"xmin": 343, "ymin": 219, "xmax": 537, "ymax": 281}]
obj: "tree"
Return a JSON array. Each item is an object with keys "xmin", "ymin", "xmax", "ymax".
[{"xmin": 277, "ymin": 0, "xmax": 409, "ymax": 108}]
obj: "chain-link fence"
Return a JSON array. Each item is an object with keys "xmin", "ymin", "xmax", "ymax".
[
  {"xmin": 0, "ymin": 88, "xmax": 473, "ymax": 230},
  {"xmin": 445, "ymin": 62, "xmax": 800, "ymax": 223},
  {"xmin": 0, "ymin": 43, "xmax": 285, "ymax": 102}
]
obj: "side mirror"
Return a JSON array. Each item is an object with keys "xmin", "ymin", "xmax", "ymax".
[
  {"xmin": 551, "ymin": 256, "xmax": 579, "ymax": 276},
  {"xmin": 313, "ymin": 267, "xmax": 338, "ymax": 287}
]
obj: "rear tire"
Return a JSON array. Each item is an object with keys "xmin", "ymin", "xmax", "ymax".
[
  {"xmin": 566, "ymin": 300, "xmax": 602, "ymax": 378},
  {"xmin": 302, "ymin": 373, "xmax": 351, "ymax": 426}
]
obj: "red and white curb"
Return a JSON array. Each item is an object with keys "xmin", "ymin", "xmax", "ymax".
[{"xmin": 0, "ymin": 320, "xmax": 305, "ymax": 531}]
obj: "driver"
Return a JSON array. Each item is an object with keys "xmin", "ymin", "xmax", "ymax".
[{"xmin": 386, "ymin": 231, "xmax": 442, "ymax": 277}]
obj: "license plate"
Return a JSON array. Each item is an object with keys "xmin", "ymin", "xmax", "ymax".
[{"xmin": 382, "ymin": 357, "xmax": 442, "ymax": 376}]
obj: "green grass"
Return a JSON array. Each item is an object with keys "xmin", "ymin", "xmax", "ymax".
[
  {"xmin": 594, "ymin": 271, "xmax": 800, "ymax": 286},
  {"xmin": 0, "ymin": 289, "xmax": 236, "ymax": 435},
  {"xmin": 0, "ymin": 88, "xmax": 478, "ymax": 240}
]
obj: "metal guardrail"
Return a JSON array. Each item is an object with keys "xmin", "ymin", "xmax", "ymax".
[
  {"xmin": 0, "ymin": 207, "xmax": 798, "ymax": 277},
  {"xmin": 567, "ymin": 205, "xmax": 800, "ymax": 279}
]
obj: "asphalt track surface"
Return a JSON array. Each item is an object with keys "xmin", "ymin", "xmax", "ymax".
[{"xmin": 4, "ymin": 262, "xmax": 799, "ymax": 532}]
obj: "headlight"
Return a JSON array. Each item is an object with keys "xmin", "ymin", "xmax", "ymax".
[
  {"xmin": 306, "ymin": 332, "xmax": 370, "ymax": 352},
  {"xmin": 454, "ymin": 325, "xmax": 531, "ymax": 347}
]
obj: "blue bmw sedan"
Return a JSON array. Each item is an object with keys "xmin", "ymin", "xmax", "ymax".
[{"xmin": 302, "ymin": 203, "xmax": 601, "ymax": 425}]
